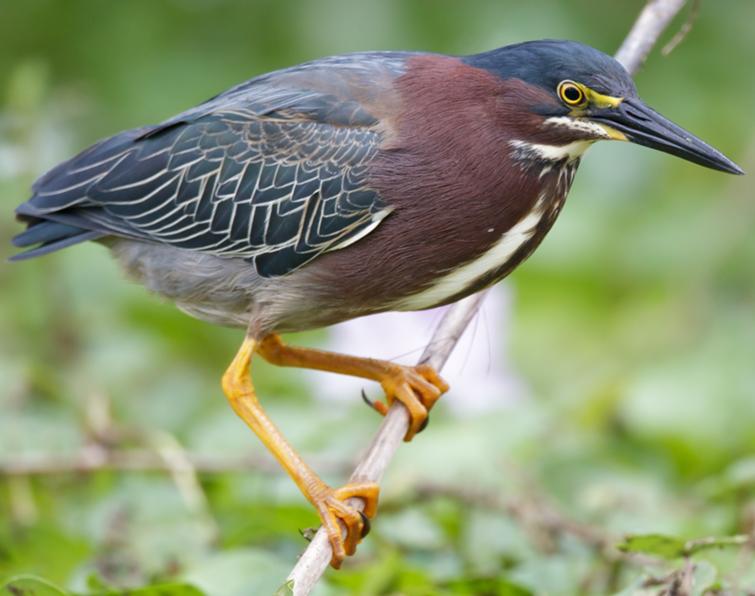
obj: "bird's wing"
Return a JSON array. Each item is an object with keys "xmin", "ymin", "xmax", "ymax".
[{"xmin": 14, "ymin": 52, "xmax": 414, "ymax": 276}]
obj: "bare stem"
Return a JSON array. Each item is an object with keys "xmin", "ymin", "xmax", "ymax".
[
  {"xmin": 0, "ymin": 445, "xmax": 348, "ymax": 477},
  {"xmin": 615, "ymin": 0, "xmax": 688, "ymax": 74},
  {"xmin": 286, "ymin": 0, "xmax": 695, "ymax": 593},
  {"xmin": 662, "ymin": 0, "xmax": 700, "ymax": 56}
]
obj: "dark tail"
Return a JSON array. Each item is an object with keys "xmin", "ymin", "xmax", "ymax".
[
  {"xmin": 9, "ymin": 127, "xmax": 153, "ymax": 261},
  {"xmin": 10, "ymin": 219, "xmax": 102, "ymax": 261}
]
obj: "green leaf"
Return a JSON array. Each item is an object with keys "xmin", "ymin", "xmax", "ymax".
[
  {"xmin": 112, "ymin": 584, "xmax": 205, "ymax": 596},
  {"xmin": 617, "ymin": 534, "xmax": 686, "ymax": 559},
  {"xmin": 617, "ymin": 533, "xmax": 751, "ymax": 562},
  {"xmin": 445, "ymin": 577, "xmax": 534, "ymax": 595},
  {"xmin": 273, "ymin": 580, "xmax": 294, "ymax": 596},
  {"xmin": 0, "ymin": 523, "xmax": 91, "ymax": 587},
  {"xmin": 80, "ymin": 574, "xmax": 206, "ymax": 596},
  {"xmin": 0, "ymin": 576, "xmax": 69, "ymax": 596}
]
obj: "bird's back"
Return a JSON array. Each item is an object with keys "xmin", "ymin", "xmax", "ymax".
[{"xmin": 11, "ymin": 52, "xmax": 417, "ymax": 277}]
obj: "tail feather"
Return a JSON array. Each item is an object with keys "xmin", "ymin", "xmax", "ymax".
[
  {"xmin": 12, "ymin": 221, "xmax": 86, "ymax": 248},
  {"xmin": 10, "ymin": 127, "xmax": 152, "ymax": 261},
  {"xmin": 9, "ymin": 229, "xmax": 103, "ymax": 261},
  {"xmin": 10, "ymin": 219, "xmax": 104, "ymax": 261}
]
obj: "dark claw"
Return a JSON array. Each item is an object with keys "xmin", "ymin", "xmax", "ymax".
[
  {"xmin": 358, "ymin": 510, "xmax": 371, "ymax": 538},
  {"xmin": 418, "ymin": 415, "xmax": 430, "ymax": 433},
  {"xmin": 361, "ymin": 388, "xmax": 375, "ymax": 409}
]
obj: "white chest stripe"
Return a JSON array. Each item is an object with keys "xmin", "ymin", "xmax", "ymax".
[{"xmin": 395, "ymin": 207, "xmax": 544, "ymax": 311}]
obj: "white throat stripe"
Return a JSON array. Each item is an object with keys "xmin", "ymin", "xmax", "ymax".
[{"xmin": 510, "ymin": 138, "xmax": 593, "ymax": 162}]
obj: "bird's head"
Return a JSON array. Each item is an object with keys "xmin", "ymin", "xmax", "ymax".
[{"xmin": 466, "ymin": 40, "xmax": 743, "ymax": 174}]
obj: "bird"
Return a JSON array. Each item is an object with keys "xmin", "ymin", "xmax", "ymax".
[{"xmin": 11, "ymin": 39, "xmax": 743, "ymax": 568}]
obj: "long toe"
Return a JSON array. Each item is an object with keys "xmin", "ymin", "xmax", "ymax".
[
  {"xmin": 405, "ymin": 366, "xmax": 446, "ymax": 411},
  {"xmin": 394, "ymin": 383, "xmax": 429, "ymax": 441},
  {"xmin": 378, "ymin": 364, "xmax": 449, "ymax": 441},
  {"xmin": 315, "ymin": 482, "xmax": 380, "ymax": 568},
  {"xmin": 416, "ymin": 364, "xmax": 450, "ymax": 394}
]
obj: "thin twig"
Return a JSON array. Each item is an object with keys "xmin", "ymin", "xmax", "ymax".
[
  {"xmin": 0, "ymin": 445, "xmax": 349, "ymax": 477},
  {"xmin": 286, "ymin": 291, "xmax": 488, "ymax": 593},
  {"xmin": 662, "ymin": 0, "xmax": 701, "ymax": 56},
  {"xmin": 387, "ymin": 482, "xmax": 662, "ymax": 567},
  {"xmin": 615, "ymin": 0, "xmax": 688, "ymax": 74},
  {"xmin": 286, "ymin": 0, "xmax": 696, "ymax": 593}
]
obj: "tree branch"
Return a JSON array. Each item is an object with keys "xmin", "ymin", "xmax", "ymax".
[
  {"xmin": 0, "ymin": 445, "xmax": 348, "ymax": 477},
  {"xmin": 615, "ymin": 0, "xmax": 688, "ymax": 74},
  {"xmin": 285, "ymin": 291, "xmax": 488, "ymax": 593},
  {"xmin": 287, "ymin": 2, "xmax": 691, "ymax": 592}
]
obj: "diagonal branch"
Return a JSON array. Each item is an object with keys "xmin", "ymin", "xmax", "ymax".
[
  {"xmin": 615, "ymin": 0, "xmax": 688, "ymax": 73},
  {"xmin": 0, "ymin": 446, "xmax": 348, "ymax": 477},
  {"xmin": 284, "ymin": 291, "xmax": 489, "ymax": 593},
  {"xmin": 287, "ymin": 2, "xmax": 690, "ymax": 592}
]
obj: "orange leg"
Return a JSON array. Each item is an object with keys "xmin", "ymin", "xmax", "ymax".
[
  {"xmin": 257, "ymin": 334, "xmax": 449, "ymax": 441},
  {"xmin": 221, "ymin": 337, "xmax": 378, "ymax": 568}
]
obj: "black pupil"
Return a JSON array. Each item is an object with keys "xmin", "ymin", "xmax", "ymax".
[{"xmin": 564, "ymin": 86, "xmax": 581, "ymax": 102}]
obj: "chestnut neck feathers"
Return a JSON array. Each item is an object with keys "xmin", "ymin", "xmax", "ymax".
[{"xmin": 348, "ymin": 55, "xmax": 581, "ymax": 309}]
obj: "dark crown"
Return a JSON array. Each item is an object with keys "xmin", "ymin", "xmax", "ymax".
[{"xmin": 464, "ymin": 39, "xmax": 638, "ymax": 98}]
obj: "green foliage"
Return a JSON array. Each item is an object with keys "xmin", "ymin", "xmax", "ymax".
[
  {"xmin": 617, "ymin": 534, "xmax": 687, "ymax": 560},
  {"xmin": 1, "ymin": 1, "xmax": 754, "ymax": 595},
  {"xmin": 1, "ymin": 576, "xmax": 68, "ymax": 596},
  {"xmin": 618, "ymin": 533, "xmax": 751, "ymax": 560},
  {"xmin": 96, "ymin": 583, "xmax": 205, "ymax": 596},
  {"xmin": 0, "ymin": 575, "xmax": 205, "ymax": 596},
  {"xmin": 273, "ymin": 580, "xmax": 294, "ymax": 596}
]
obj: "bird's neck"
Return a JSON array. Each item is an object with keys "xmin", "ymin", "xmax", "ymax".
[
  {"xmin": 367, "ymin": 55, "xmax": 583, "ymax": 310},
  {"xmin": 396, "ymin": 156, "xmax": 580, "ymax": 310}
]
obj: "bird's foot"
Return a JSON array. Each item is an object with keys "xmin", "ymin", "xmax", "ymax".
[
  {"xmin": 313, "ymin": 481, "xmax": 379, "ymax": 568},
  {"xmin": 366, "ymin": 364, "xmax": 449, "ymax": 441}
]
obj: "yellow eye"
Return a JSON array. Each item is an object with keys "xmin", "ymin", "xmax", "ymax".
[{"xmin": 558, "ymin": 80, "xmax": 586, "ymax": 107}]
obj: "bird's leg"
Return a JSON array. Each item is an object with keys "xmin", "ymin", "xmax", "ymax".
[
  {"xmin": 222, "ymin": 336, "xmax": 378, "ymax": 568},
  {"xmin": 257, "ymin": 334, "xmax": 449, "ymax": 441}
]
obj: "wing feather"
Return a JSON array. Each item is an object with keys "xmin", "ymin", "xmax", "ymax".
[{"xmin": 12, "ymin": 52, "xmax": 412, "ymax": 275}]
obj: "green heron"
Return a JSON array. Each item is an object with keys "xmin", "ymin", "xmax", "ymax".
[{"xmin": 11, "ymin": 40, "xmax": 742, "ymax": 567}]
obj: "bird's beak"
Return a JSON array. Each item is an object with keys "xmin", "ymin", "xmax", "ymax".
[{"xmin": 591, "ymin": 98, "xmax": 744, "ymax": 175}]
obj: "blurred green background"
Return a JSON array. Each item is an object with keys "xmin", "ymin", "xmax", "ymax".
[{"xmin": 1, "ymin": 1, "xmax": 754, "ymax": 594}]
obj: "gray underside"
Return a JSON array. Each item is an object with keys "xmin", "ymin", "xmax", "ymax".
[{"xmin": 109, "ymin": 238, "xmax": 382, "ymax": 334}]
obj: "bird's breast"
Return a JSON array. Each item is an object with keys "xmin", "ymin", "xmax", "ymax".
[
  {"xmin": 392, "ymin": 159, "xmax": 578, "ymax": 311},
  {"xmin": 294, "ymin": 57, "xmax": 582, "ymax": 320}
]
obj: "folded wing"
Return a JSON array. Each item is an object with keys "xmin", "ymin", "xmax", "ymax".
[{"xmin": 13, "ymin": 52, "xmax": 412, "ymax": 276}]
